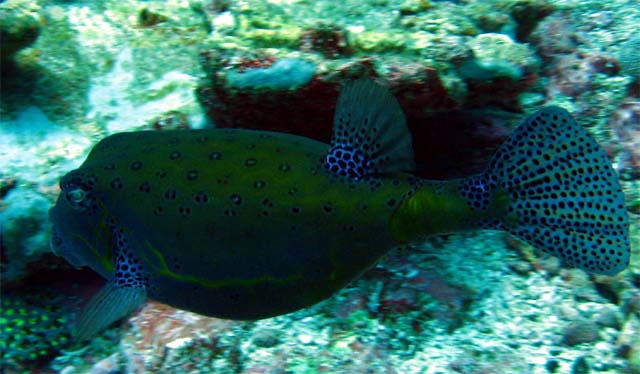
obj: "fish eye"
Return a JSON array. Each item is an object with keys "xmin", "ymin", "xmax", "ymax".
[{"xmin": 67, "ymin": 188, "xmax": 87, "ymax": 203}]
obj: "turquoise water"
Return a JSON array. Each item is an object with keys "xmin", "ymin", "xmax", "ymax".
[{"xmin": 1, "ymin": 0, "xmax": 639, "ymax": 373}]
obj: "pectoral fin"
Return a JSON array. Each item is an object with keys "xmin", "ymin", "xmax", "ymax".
[{"xmin": 74, "ymin": 280, "xmax": 147, "ymax": 342}]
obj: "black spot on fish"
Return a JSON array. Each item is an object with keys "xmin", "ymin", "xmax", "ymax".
[
  {"xmin": 130, "ymin": 161, "xmax": 143, "ymax": 171},
  {"xmin": 170, "ymin": 151, "xmax": 181, "ymax": 160},
  {"xmin": 110, "ymin": 178, "xmax": 123, "ymax": 190},
  {"xmin": 254, "ymin": 180, "xmax": 266, "ymax": 189},
  {"xmin": 85, "ymin": 174, "xmax": 98, "ymax": 187},
  {"xmin": 262, "ymin": 198, "xmax": 274, "ymax": 208},
  {"xmin": 178, "ymin": 206, "xmax": 191, "ymax": 216},
  {"xmin": 291, "ymin": 206, "xmax": 301, "ymax": 214},
  {"xmin": 360, "ymin": 204, "xmax": 368, "ymax": 211},
  {"xmin": 323, "ymin": 203, "xmax": 333, "ymax": 214},
  {"xmin": 164, "ymin": 189, "xmax": 177, "ymax": 200},
  {"xmin": 387, "ymin": 198, "xmax": 397, "ymax": 207},
  {"xmin": 368, "ymin": 179, "xmax": 383, "ymax": 192},
  {"xmin": 209, "ymin": 152, "xmax": 222, "ymax": 160},
  {"xmin": 291, "ymin": 225, "xmax": 298, "ymax": 231},
  {"xmin": 186, "ymin": 170, "xmax": 199, "ymax": 181},
  {"xmin": 172, "ymin": 257, "xmax": 182, "ymax": 271},
  {"xmin": 138, "ymin": 182, "xmax": 151, "ymax": 193},
  {"xmin": 153, "ymin": 205, "xmax": 163, "ymax": 216},
  {"xmin": 194, "ymin": 191, "xmax": 209, "ymax": 204},
  {"xmin": 245, "ymin": 158, "xmax": 257, "ymax": 167},
  {"xmin": 230, "ymin": 194, "xmax": 242, "ymax": 205},
  {"xmin": 343, "ymin": 225, "xmax": 355, "ymax": 232},
  {"xmin": 223, "ymin": 209, "xmax": 237, "ymax": 216}
]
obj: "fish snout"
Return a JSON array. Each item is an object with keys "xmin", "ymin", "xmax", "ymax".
[{"xmin": 48, "ymin": 221, "xmax": 87, "ymax": 268}]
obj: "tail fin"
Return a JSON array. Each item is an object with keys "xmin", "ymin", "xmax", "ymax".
[{"xmin": 485, "ymin": 106, "xmax": 630, "ymax": 275}]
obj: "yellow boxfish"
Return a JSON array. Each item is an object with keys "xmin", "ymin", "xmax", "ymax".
[{"xmin": 49, "ymin": 79, "xmax": 631, "ymax": 341}]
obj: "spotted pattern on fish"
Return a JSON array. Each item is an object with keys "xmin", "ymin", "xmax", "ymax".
[
  {"xmin": 484, "ymin": 107, "xmax": 629, "ymax": 274},
  {"xmin": 326, "ymin": 78, "xmax": 414, "ymax": 178},
  {"xmin": 391, "ymin": 107, "xmax": 630, "ymax": 276},
  {"xmin": 54, "ymin": 128, "xmax": 419, "ymax": 320},
  {"xmin": 49, "ymin": 79, "xmax": 630, "ymax": 341},
  {"xmin": 112, "ymin": 228, "xmax": 147, "ymax": 289}
]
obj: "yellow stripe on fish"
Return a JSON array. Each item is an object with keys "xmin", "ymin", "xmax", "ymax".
[{"xmin": 49, "ymin": 79, "xmax": 630, "ymax": 341}]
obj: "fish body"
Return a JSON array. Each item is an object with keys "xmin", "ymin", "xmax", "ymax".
[
  {"xmin": 52, "ymin": 129, "xmax": 421, "ymax": 320},
  {"xmin": 49, "ymin": 79, "xmax": 630, "ymax": 341}
]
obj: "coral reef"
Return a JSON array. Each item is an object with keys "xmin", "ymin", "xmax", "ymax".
[
  {"xmin": 0, "ymin": 0, "xmax": 42, "ymax": 62},
  {"xmin": 610, "ymin": 99, "xmax": 640, "ymax": 182},
  {"xmin": 0, "ymin": 188, "xmax": 51, "ymax": 281},
  {"xmin": 87, "ymin": 48, "xmax": 205, "ymax": 133},
  {"xmin": 300, "ymin": 24, "xmax": 353, "ymax": 58},
  {"xmin": 506, "ymin": 0, "xmax": 555, "ymax": 41},
  {"xmin": 458, "ymin": 33, "xmax": 539, "ymax": 82},
  {"xmin": 225, "ymin": 58, "xmax": 316, "ymax": 90},
  {"xmin": 0, "ymin": 106, "xmax": 91, "ymax": 281},
  {"xmin": 618, "ymin": 35, "xmax": 640, "ymax": 82}
]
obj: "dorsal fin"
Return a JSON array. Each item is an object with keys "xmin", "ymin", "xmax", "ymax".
[{"xmin": 324, "ymin": 79, "xmax": 415, "ymax": 180}]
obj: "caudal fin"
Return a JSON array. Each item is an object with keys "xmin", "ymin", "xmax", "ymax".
[{"xmin": 485, "ymin": 106, "xmax": 630, "ymax": 275}]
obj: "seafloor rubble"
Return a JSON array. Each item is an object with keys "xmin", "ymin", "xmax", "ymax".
[{"xmin": 0, "ymin": 0, "xmax": 639, "ymax": 373}]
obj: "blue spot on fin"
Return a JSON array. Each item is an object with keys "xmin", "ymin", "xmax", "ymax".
[
  {"xmin": 325, "ymin": 78, "xmax": 415, "ymax": 179},
  {"xmin": 485, "ymin": 106, "xmax": 630, "ymax": 275}
]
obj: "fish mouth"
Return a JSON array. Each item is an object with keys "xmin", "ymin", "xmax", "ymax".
[{"xmin": 49, "ymin": 223, "xmax": 63, "ymax": 257}]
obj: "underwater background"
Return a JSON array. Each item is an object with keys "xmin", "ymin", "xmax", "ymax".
[{"xmin": 0, "ymin": 0, "xmax": 639, "ymax": 373}]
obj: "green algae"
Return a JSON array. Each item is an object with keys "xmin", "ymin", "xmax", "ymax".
[
  {"xmin": 352, "ymin": 31, "xmax": 407, "ymax": 52},
  {"xmin": 240, "ymin": 27, "xmax": 303, "ymax": 48},
  {"xmin": 0, "ymin": 295, "xmax": 72, "ymax": 371}
]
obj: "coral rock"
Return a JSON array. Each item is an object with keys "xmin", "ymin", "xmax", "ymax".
[{"xmin": 0, "ymin": 0, "xmax": 42, "ymax": 62}]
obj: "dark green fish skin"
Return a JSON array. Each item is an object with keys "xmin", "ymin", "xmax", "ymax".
[
  {"xmin": 49, "ymin": 79, "xmax": 630, "ymax": 341},
  {"xmin": 51, "ymin": 129, "xmax": 422, "ymax": 319}
]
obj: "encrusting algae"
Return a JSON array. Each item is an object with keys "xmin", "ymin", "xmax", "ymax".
[{"xmin": 48, "ymin": 79, "xmax": 630, "ymax": 341}]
